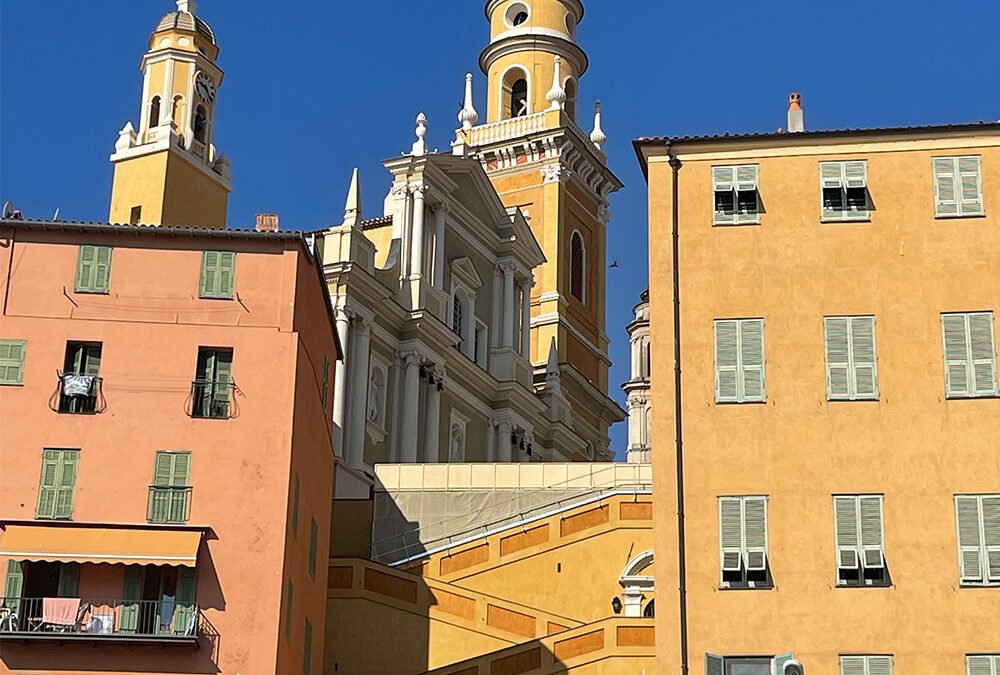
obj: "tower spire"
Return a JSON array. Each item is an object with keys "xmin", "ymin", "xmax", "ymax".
[
  {"xmin": 459, "ymin": 74, "xmax": 479, "ymax": 131},
  {"xmin": 546, "ymin": 56, "xmax": 566, "ymax": 111},
  {"xmin": 590, "ymin": 101, "xmax": 607, "ymax": 151},
  {"xmin": 343, "ymin": 168, "xmax": 362, "ymax": 228}
]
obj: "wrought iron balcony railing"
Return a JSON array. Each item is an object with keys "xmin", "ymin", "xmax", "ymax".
[
  {"xmin": 0, "ymin": 597, "xmax": 200, "ymax": 642},
  {"xmin": 49, "ymin": 372, "xmax": 106, "ymax": 415},
  {"xmin": 186, "ymin": 380, "xmax": 239, "ymax": 420},
  {"xmin": 147, "ymin": 486, "xmax": 193, "ymax": 524}
]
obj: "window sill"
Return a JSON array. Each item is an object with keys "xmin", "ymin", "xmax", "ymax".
[
  {"xmin": 712, "ymin": 220, "xmax": 762, "ymax": 227},
  {"xmin": 934, "ymin": 213, "xmax": 986, "ymax": 220},
  {"xmin": 717, "ymin": 584, "xmax": 773, "ymax": 591},
  {"xmin": 959, "ymin": 582, "xmax": 1000, "ymax": 588},
  {"xmin": 73, "ymin": 289, "xmax": 110, "ymax": 295},
  {"xmin": 198, "ymin": 295, "xmax": 234, "ymax": 301},
  {"xmin": 826, "ymin": 397, "xmax": 880, "ymax": 402},
  {"xmin": 820, "ymin": 217, "xmax": 871, "ymax": 224},
  {"xmin": 715, "ymin": 399, "xmax": 768, "ymax": 405},
  {"xmin": 945, "ymin": 394, "xmax": 999, "ymax": 400},
  {"xmin": 835, "ymin": 582, "xmax": 892, "ymax": 589},
  {"xmin": 0, "ymin": 382, "xmax": 24, "ymax": 387}
]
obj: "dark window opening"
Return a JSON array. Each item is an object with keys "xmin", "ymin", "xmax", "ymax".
[
  {"xmin": 737, "ymin": 189, "xmax": 758, "ymax": 214},
  {"xmin": 59, "ymin": 342, "xmax": 102, "ymax": 414},
  {"xmin": 130, "ymin": 206, "xmax": 142, "ymax": 225},
  {"xmin": 722, "ymin": 561, "xmax": 772, "ymax": 590},
  {"xmin": 570, "ymin": 232, "xmax": 585, "ymax": 302},
  {"xmin": 642, "ymin": 599, "xmax": 655, "ymax": 618},
  {"xmin": 193, "ymin": 105, "xmax": 208, "ymax": 143},
  {"xmin": 512, "ymin": 11, "xmax": 528, "ymax": 25},
  {"xmin": 838, "ymin": 563, "xmax": 890, "ymax": 587},
  {"xmin": 715, "ymin": 190, "xmax": 736, "ymax": 215},
  {"xmin": 191, "ymin": 347, "xmax": 234, "ymax": 419},
  {"xmin": 823, "ymin": 186, "xmax": 843, "ymax": 210},
  {"xmin": 510, "ymin": 79, "xmax": 528, "ymax": 118},
  {"xmin": 846, "ymin": 186, "xmax": 867, "ymax": 210},
  {"xmin": 149, "ymin": 96, "xmax": 161, "ymax": 128}
]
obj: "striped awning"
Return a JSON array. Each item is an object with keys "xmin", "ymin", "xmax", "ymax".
[{"xmin": 0, "ymin": 525, "xmax": 202, "ymax": 567}]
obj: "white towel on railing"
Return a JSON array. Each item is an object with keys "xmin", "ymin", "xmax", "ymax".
[{"xmin": 62, "ymin": 375, "xmax": 94, "ymax": 396}]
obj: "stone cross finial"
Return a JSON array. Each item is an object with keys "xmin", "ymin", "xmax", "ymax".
[
  {"xmin": 459, "ymin": 74, "xmax": 479, "ymax": 131},
  {"xmin": 411, "ymin": 113, "xmax": 428, "ymax": 156},
  {"xmin": 546, "ymin": 57, "xmax": 566, "ymax": 111},
  {"xmin": 176, "ymin": 0, "xmax": 197, "ymax": 13},
  {"xmin": 590, "ymin": 101, "xmax": 607, "ymax": 150}
]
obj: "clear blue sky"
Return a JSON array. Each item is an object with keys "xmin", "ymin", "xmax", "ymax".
[{"xmin": 3, "ymin": 0, "xmax": 999, "ymax": 458}]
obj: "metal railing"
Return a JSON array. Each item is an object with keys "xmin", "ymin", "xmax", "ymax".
[
  {"xmin": 186, "ymin": 380, "xmax": 238, "ymax": 419},
  {"xmin": 50, "ymin": 373, "xmax": 106, "ymax": 414},
  {"xmin": 0, "ymin": 597, "xmax": 199, "ymax": 639},
  {"xmin": 147, "ymin": 486, "xmax": 193, "ymax": 524}
]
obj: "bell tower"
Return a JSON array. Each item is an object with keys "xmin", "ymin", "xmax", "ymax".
[
  {"xmin": 457, "ymin": 0, "xmax": 625, "ymax": 459},
  {"xmin": 109, "ymin": 0, "xmax": 231, "ymax": 229}
]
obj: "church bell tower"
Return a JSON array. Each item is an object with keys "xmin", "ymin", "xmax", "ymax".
[
  {"xmin": 109, "ymin": 0, "xmax": 231, "ymax": 228},
  {"xmin": 458, "ymin": 0, "xmax": 625, "ymax": 459}
]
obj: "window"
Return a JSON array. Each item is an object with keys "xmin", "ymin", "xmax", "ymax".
[
  {"xmin": 0, "ymin": 339, "xmax": 27, "ymax": 385},
  {"xmin": 192, "ymin": 347, "xmax": 233, "ymax": 419},
  {"xmin": 714, "ymin": 319, "xmax": 765, "ymax": 403},
  {"xmin": 285, "ymin": 579, "xmax": 294, "ymax": 642},
  {"xmin": 719, "ymin": 496, "xmax": 770, "ymax": 588},
  {"xmin": 303, "ymin": 617, "xmax": 313, "ymax": 675},
  {"xmin": 75, "ymin": 245, "xmax": 112, "ymax": 293},
  {"xmin": 320, "ymin": 355, "xmax": 330, "ymax": 409},
  {"xmin": 942, "ymin": 312, "xmax": 997, "ymax": 398},
  {"xmin": 570, "ymin": 230, "xmax": 585, "ymax": 302},
  {"xmin": 955, "ymin": 494, "xmax": 1000, "ymax": 586},
  {"xmin": 149, "ymin": 95, "xmax": 161, "ymax": 128},
  {"xmin": 129, "ymin": 205, "xmax": 142, "ymax": 225},
  {"xmin": 59, "ymin": 341, "xmax": 102, "ymax": 413},
  {"xmin": 968, "ymin": 655, "xmax": 1000, "ymax": 675},
  {"xmin": 452, "ymin": 293, "xmax": 465, "ymax": 343},
  {"xmin": 935, "ymin": 156, "xmax": 984, "ymax": 217},
  {"xmin": 309, "ymin": 517, "xmax": 318, "ymax": 579},
  {"xmin": 193, "ymin": 104, "xmax": 209, "ymax": 143},
  {"xmin": 705, "ymin": 654, "xmax": 795, "ymax": 675},
  {"xmin": 510, "ymin": 78, "xmax": 528, "ymax": 118},
  {"xmin": 713, "ymin": 165, "xmax": 760, "ymax": 225},
  {"xmin": 36, "ymin": 449, "xmax": 79, "ymax": 520},
  {"xmin": 199, "ymin": 250, "xmax": 236, "ymax": 299},
  {"xmin": 148, "ymin": 451, "xmax": 192, "ymax": 523},
  {"xmin": 505, "ymin": 2, "xmax": 530, "ymax": 27},
  {"xmin": 840, "ymin": 655, "xmax": 893, "ymax": 675},
  {"xmin": 821, "ymin": 160, "xmax": 870, "ymax": 221},
  {"xmin": 292, "ymin": 475, "xmax": 300, "ymax": 535},
  {"xmin": 834, "ymin": 495, "xmax": 888, "ymax": 586},
  {"xmin": 825, "ymin": 316, "xmax": 878, "ymax": 400}
]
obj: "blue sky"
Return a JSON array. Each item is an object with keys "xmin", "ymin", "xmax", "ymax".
[{"xmin": 2, "ymin": 0, "xmax": 998, "ymax": 458}]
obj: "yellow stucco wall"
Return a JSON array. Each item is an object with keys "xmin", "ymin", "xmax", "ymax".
[{"xmin": 648, "ymin": 132, "xmax": 1000, "ymax": 673}]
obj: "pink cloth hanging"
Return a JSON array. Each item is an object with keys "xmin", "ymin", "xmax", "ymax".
[{"xmin": 42, "ymin": 597, "xmax": 81, "ymax": 626}]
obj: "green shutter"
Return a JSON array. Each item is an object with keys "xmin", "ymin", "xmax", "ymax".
[
  {"xmin": 120, "ymin": 566, "xmax": 143, "ymax": 633},
  {"xmin": 859, "ymin": 496, "xmax": 885, "ymax": 569},
  {"xmin": 957, "ymin": 156, "xmax": 984, "ymax": 216},
  {"xmin": 934, "ymin": 157, "xmax": 959, "ymax": 217},
  {"xmin": 966, "ymin": 656, "xmax": 993, "ymax": 675},
  {"xmin": 174, "ymin": 567, "xmax": 198, "ymax": 635},
  {"xmin": 153, "ymin": 452, "xmax": 175, "ymax": 487},
  {"xmin": 54, "ymin": 450, "xmax": 79, "ymax": 519},
  {"xmin": 719, "ymin": 498, "xmax": 743, "ymax": 573},
  {"xmin": 57, "ymin": 563, "xmax": 80, "ymax": 597},
  {"xmin": 825, "ymin": 317, "xmax": 852, "ymax": 399},
  {"xmin": 217, "ymin": 251, "xmax": 235, "ymax": 298},
  {"xmin": 735, "ymin": 164, "xmax": 760, "ymax": 224},
  {"xmin": 309, "ymin": 518, "xmax": 318, "ymax": 579},
  {"xmin": 740, "ymin": 319, "xmax": 766, "ymax": 402},
  {"xmin": 200, "ymin": 251, "xmax": 235, "ymax": 298},
  {"xmin": 714, "ymin": 320, "xmax": 739, "ymax": 402},
  {"xmin": 285, "ymin": 579, "xmax": 294, "ymax": 642},
  {"xmin": 36, "ymin": 449, "xmax": 63, "ymax": 518},
  {"xmin": 867, "ymin": 656, "xmax": 893, "ymax": 675},
  {"xmin": 834, "ymin": 496, "xmax": 860, "ymax": 571},
  {"xmin": 943, "ymin": 313, "xmax": 973, "ymax": 397},
  {"xmin": 712, "ymin": 166, "xmax": 736, "ymax": 225},
  {"xmin": 292, "ymin": 475, "xmax": 300, "ymax": 536},
  {"xmin": 983, "ymin": 496, "xmax": 1000, "ymax": 583},
  {"xmin": 0, "ymin": 340, "xmax": 27, "ymax": 385},
  {"xmin": 200, "ymin": 251, "xmax": 218, "ymax": 297},
  {"xmin": 743, "ymin": 496, "xmax": 767, "ymax": 571},
  {"xmin": 75, "ymin": 245, "xmax": 96, "ymax": 291},
  {"xmin": 956, "ymin": 496, "xmax": 984, "ymax": 583},
  {"xmin": 969, "ymin": 312, "xmax": 997, "ymax": 396},
  {"xmin": 840, "ymin": 657, "xmax": 867, "ymax": 675},
  {"xmin": 213, "ymin": 350, "xmax": 233, "ymax": 414},
  {"xmin": 774, "ymin": 653, "xmax": 795, "ymax": 675},
  {"xmin": 4, "ymin": 560, "xmax": 23, "ymax": 616},
  {"xmin": 850, "ymin": 317, "xmax": 878, "ymax": 399},
  {"xmin": 303, "ymin": 618, "xmax": 313, "ymax": 675},
  {"xmin": 706, "ymin": 653, "xmax": 724, "ymax": 675}
]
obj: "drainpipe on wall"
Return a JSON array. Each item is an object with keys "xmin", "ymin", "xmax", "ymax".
[{"xmin": 667, "ymin": 143, "xmax": 689, "ymax": 675}]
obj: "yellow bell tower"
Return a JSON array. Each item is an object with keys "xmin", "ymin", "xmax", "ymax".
[
  {"xmin": 457, "ymin": 0, "xmax": 625, "ymax": 459},
  {"xmin": 108, "ymin": 0, "xmax": 231, "ymax": 229}
]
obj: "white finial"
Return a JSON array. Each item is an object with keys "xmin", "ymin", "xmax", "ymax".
[
  {"xmin": 546, "ymin": 56, "xmax": 566, "ymax": 111},
  {"xmin": 411, "ymin": 113, "xmax": 428, "ymax": 156},
  {"xmin": 344, "ymin": 168, "xmax": 362, "ymax": 228},
  {"xmin": 545, "ymin": 337, "xmax": 562, "ymax": 395},
  {"xmin": 176, "ymin": 0, "xmax": 197, "ymax": 13},
  {"xmin": 459, "ymin": 74, "xmax": 479, "ymax": 131},
  {"xmin": 590, "ymin": 101, "xmax": 607, "ymax": 150}
]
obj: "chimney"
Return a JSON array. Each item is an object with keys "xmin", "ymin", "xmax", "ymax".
[
  {"xmin": 255, "ymin": 213, "xmax": 279, "ymax": 232},
  {"xmin": 787, "ymin": 92, "xmax": 805, "ymax": 133}
]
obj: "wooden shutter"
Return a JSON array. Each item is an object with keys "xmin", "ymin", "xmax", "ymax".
[
  {"xmin": 304, "ymin": 618, "xmax": 314, "ymax": 675},
  {"xmin": 153, "ymin": 452, "xmax": 174, "ymax": 487},
  {"xmin": 705, "ymin": 653, "xmax": 725, "ymax": 675},
  {"xmin": 841, "ymin": 656, "xmax": 866, "ymax": 675},
  {"xmin": 54, "ymin": 450, "xmax": 79, "ymax": 519},
  {"xmin": 213, "ymin": 350, "xmax": 233, "ymax": 414},
  {"xmin": 309, "ymin": 518, "xmax": 318, "ymax": 579},
  {"xmin": 713, "ymin": 166, "xmax": 736, "ymax": 225},
  {"xmin": 966, "ymin": 655, "xmax": 994, "ymax": 675},
  {"xmin": 93, "ymin": 246, "xmax": 112, "ymax": 292},
  {"xmin": 844, "ymin": 161, "xmax": 868, "ymax": 189},
  {"xmin": 956, "ymin": 496, "xmax": 984, "ymax": 582},
  {"xmin": 851, "ymin": 317, "xmax": 878, "ymax": 399},
  {"xmin": 715, "ymin": 320, "xmax": 739, "ymax": 402},
  {"xmin": 217, "ymin": 251, "xmax": 236, "ymax": 298},
  {"xmin": 969, "ymin": 312, "xmax": 997, "ymax": 396},
  {"xmin": 834, "ymin": 496, "xmax": 860, "ymax": 570},
  {"xmin": 0, "ymin": 340, "xmax": 27, "ymax": 385},
  {"xmin": 983, "ymin": 496, "xmax": 1000, "ymax": 583},
  {"xmin": 200, "ymin": 251, "xmax": 218, "ymax": 297},
  {"xmin": 719, "ymin": 498, "xmax": 743, "ymax": 572},
  {"xmin": 943, "ymin": 313, "xmax": 973, "ymax": 397},
  {"xmin": 321, "ymin": 355, "xmax": 330, "ymax": 409},
  {"xmin": 75, "ymin": 245, "xmax": 96, "ymax": 291},
  {"xmin": 934, "ymin": 157, "xmax": 960, "ymax": 217},
  {"xmin": 4, "ymin": 560, "xmax": 23, "ymax": 616},
  {"xmin": 735, "ymin": 165, "xmax": 759, "ymax": 224},
  {"xmin": 743, "ymin": 496, "xmax": 768, "ymax": 571},
  {"xmin": 174, "ymin": 567, "xmax": 198, "ymax": 635},
  {"xmin": 292, "ymin": 475, "xmax": 300, "ymax": 535},
  {"xmin": 740, "ymin": 319, "xmax": 766, "ymax": 402},
  {"xmin": 120, "ymin": 566, "xmax": 143, "ymax": 633},
  {"xmin": 821, "ymin": 162, "xmax": 845, "ymax": 221},
  {"xmin": 825, "ymin": 318, "xmax": 852, "ymax": 399},
  {"xmin": 774, "ymin": 653, "xmax": 795, "ymax": 675},
  {"xmin": 285, "ymin": 579, "xmax": 294, "ymax": 642},
  {"xmin": 867, "ymin": 656, "xmax": 893, "ymax": 675},
  {"xmin": 36, "ymin": 449, "xmax": 61, "ymax": 518},
  {"xmin": 83, "ymin": 344, "xmax": 102, "ymax": 377},
  {"xmin": 957, "ymin": 156, "xmax": 984, "ymax": 216},
  {"xmin": 859, "ymin": 496, "xmax": 885, "ymax": 569},
  {"xmin": 58, "ymin": 563, "xmax": 80, "ymax": 597}
]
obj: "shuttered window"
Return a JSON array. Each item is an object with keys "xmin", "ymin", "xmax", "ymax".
[
  {"xmin": 199, "ymin": 251, "xmax": 236, "ymax": 298},
  {"xmin": 935, "ymin": 156, "xmax": 984, "ymax": 217},
  {"xmin": 570, "ymin": 231, "xmax": 585, "ymax": 302},
  {"xmin": 942, "ymin": 312, "xmax": 998, "ymax": 398},
  {"xmin": 321, "ymin": 355, "xmax": 330, "ymax": 409},
  {"xmin": 820, "ymin": 160, "xmax": 870, "ymax": 221},
  {"xmin": 0, "ymin": 339, "xmax": 27, "ymax": 385},
  {"xmin": 285, "ymin": 579, "xmax": 294, "ymax": 642},
  {"xmin": 719, "ymin": 495, "xmax": 769, "ymax": 587},
  {"xmin": 967, "ymin": 655, "xmax": 1000, "ymax": 675},
  {"xmin": 840, "ymin": 655, "xmax": 893, "ymax": 675},
  {"xmin": 825, "ymin": 316, "xmax": 878, "ymax": 400},
  {"xmin": 303, "ymin": 617, "xmax": 314, "ymax": 675},
  {"xmin": 705, "ymin": 654, "xmax": 791, "ymax": 674},
  {"xmin": 955, "ymin": 495, "xmax": 1000, "ymax": 585},
  {"xmin": 309, "ymin": 517, "xmax": 318, "ymax": 580},
  {"xmin": 75, "ymin": 245, "xmax": 113, "ymax": 293},
  {"xmin": 292, "ymin": 475, "xmax": 300, "ymax": 536},
  {"xmin": 713, "ymin": 165, "xmax": 760, "ymax": 225},
  {"xmin": 714, "ymin": 319, "xmax": 766, "ymax": 403},
  {"xmin": 148, "ymin": 451, "xmax": 192, "ymax": 523},
  {"xmin": 834, "ymin": 495, "xmax": 887, "ymax": 585},
  {"xmin": 36, "ymin": 449, "xmax": 80, "ymax": 520}
]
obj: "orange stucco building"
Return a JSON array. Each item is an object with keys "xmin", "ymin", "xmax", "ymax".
[
  {"xmin": 637, "ymin": 116, "xmax": 1000, "ymax": 674},
  {"xmin": 0, "ymin": 219, "xmax": 342, "ymax": 674}
]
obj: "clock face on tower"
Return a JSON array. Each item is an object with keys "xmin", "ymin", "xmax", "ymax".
[{"xmin": 195, "ymin": 73, "xmax": 216, "ymax": 104}]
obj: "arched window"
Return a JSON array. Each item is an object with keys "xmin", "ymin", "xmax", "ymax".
[
  {"xmin": 570, "ymin": 231, "xmax": 585, "ymax": 302},
  {"xmin": 193, "ymin": 104, "xmax": 209, "ymax": 143},
  {"xmin": 643, "ymin": 599, "xmax": 655, "ymax": 618},
  {"xmin": 450, "ymin": 424, "xmax": 465, "ymax": 462},
  {"xmin": 564, "ymin": 78, "xmax": 578, "ymax": 120},
  {"xmin": 510, "ymin": 79, "xmax": 528, "ymax": 118},
  {"xmin": 172, "ymin": 95, "xmax": 185, "ymax": 128},
  {"xmin": 148, "ymin": 96, "xmax": 161, "ymax": 128}
]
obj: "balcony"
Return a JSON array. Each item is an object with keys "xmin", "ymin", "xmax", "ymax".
[
  {"xmin": 50, "ymin": 373, "xmax": 106, "ymax": 414},
  {"xmin": 186, "ymin": 380, "xmax": 239, "ymax": 419},
  {"xmin": 0, "ymin": 597, "xmax": 201, "ymax": 646},
  {"xmin": 148, "ymin": 486, "xmax": 193, "ymax": 524}
]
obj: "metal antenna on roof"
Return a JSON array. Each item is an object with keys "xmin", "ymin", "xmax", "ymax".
[
  {"xmin": 2, "ymin": 202, "xmax": 13, "ymax": 219},
  {"xmin": 52, "ymin": 208, "xmax": 60, "ymax": 221}
]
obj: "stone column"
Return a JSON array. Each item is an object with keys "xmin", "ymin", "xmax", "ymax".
[
  {"xmin": 423, "ymin": 370, "xmax": 442, "ymax": 463},
  {"xmin": 623, "ymin": 590, "xmax": 645, "ymax": 618},
  {"xmin": 432, "ymin": 204, "xmax": 447, "ymax": 288},
  {"xmin": 331, "ymin": 305, "xmax": 350, "ymax": 458},
  {"xmin": 497, "ymin": 420, "xmax": 513, "ymax": 462},
  {"xmin": 520, "ymin": 278, "xmax": 532, "ymax": 357},
  {"xmin": 501, "ymin": 263, "xmax": 515, "ymax": 347},
  {"xmin": 398, "ymin": 353, "xmax": 420, "ymax": 463},
  {"xmin": 346, "ymin": 316, "xmax": 371, "ymax": 468},
  {"xmin": 409, "ymin": 186, "xmax": 427, "ymax": 280}
]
